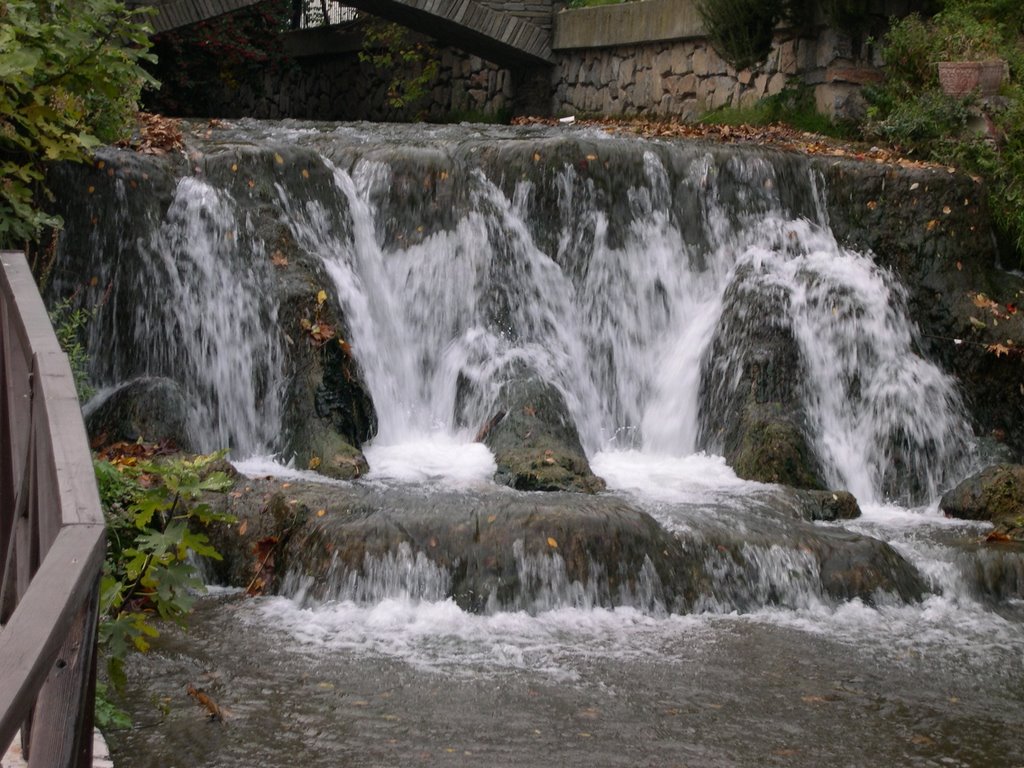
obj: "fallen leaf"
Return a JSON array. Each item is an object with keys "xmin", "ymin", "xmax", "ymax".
[
  {"xmin": 986, "ymin": 343, "xmax": 1011, "ymax": 357},
  {"xmin": 271, "ymin": 250, "xmax": 288, "ymax": 267},
  {"xmin": 316, "ymin": 508, "xmax": 326, "ymax": 517},
  {"xmin": 309, "ymin": 456, "xmax": 321, "ymax": 470},
  {"xmin": 186, "ymin": 684, "xmax": 224, "ymax": 721},
  {"xmin": 237, "ymin": 519, "xmax": 248, "ymax": 535},
  {"xmin": 317, "ymin": 289, "xmax": 328, "ymax": 305},
  {"xmin": 547, "ymin": 537, "xmax": 558, "ymax": 549}
]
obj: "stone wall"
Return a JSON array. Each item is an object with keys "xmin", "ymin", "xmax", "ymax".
[
  {"xmin": 177, "ymin": 47, "xmax": 515, "ymax": 122},
  {"xmin": 550, "ymin": 0, "xmax": 892, "ymax": 121},
  {"xmin": 152, "ymin": 0, "xmax": 905, "ymax": 122},
  {"xmin": 552, "ymin": 29, "xmax": 883, "ymax": 121}
]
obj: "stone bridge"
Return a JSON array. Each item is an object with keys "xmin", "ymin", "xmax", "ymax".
[{"xmin": 136, "ymin": 0, "xmax": 554, "ymax": 66}]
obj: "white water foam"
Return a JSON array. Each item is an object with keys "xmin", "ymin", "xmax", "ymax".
[
  {"xmin": 362, "ymin": 436, "xmax": 497, "ymax": 487},
  {"xmin": 591, "ymin": 449, "xmax": 759, "ymax": 504}
]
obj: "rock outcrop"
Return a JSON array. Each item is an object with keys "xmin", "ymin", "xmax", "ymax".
[
  {"xmin": 818, "ymin": 156, "xmax": 1024, "ymax": 462},
  {"xmin": 479, "ymin": 368, "xmax": 606, "ymax": 494},
  {"xmin": 698, "ymin": 264, "xmax": 825, "ymax": 489},
  {"xmin": 206, "ymin": 475, "xmax": 923, "ymax": 611},
  {"xmin": 941, "ymin": 463, "xmax": 1024, "ymax": 541}
]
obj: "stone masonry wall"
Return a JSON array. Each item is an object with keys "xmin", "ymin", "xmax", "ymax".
[
  {"xmin": 154, "ymin": 1, "xmax": 890, "ymax": 122},
  {"xmin": 552, "ymin": 28, "xmax": 883, "ymax": 121},
  {"xmin": 187, "ymin": 48, "xmax": 514, "ymax": 122}
]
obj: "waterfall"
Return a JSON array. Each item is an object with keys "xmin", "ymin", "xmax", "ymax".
[
  {"xmin": 61, "ymin": 127, "xmax": 975, "ymax": 504},
  {"xmin": 63, "ymin": 172, "xmax": 285, "ymax": 455},
  {"xmin": 273, "ymin": 138, "xmax": 971, "ymax": 503}
]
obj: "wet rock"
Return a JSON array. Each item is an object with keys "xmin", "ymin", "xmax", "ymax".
[
  {"xmin": 272, "ymin": 239, "xmax": 375, "ymax": 480},
  {"xmin": 206, "ymin": 476, "xmax": 924, "ymax": 612},
  {"xmin": 85, "ymin": 376, "xmax": 193, "ymax": 449},
  {"xmin": 205, "ymin": 486, "xmax": 311, "ymax": 593},
  {"xmin": 941, "ymin": 464, "xmax": 1024, "ymax": 541},
  {"xmin": 809, "ymin": 526, "xmax": 926, "ymax": 604},
  {"xmin": 699, "ymin": 265, "xmax": 825, "ymax": 489},
  {"xmin": 818, "ymin": 157, "xmax": 1024, "ymax": 461},
  {"xmin": 774, "ymin": 487, "xmax": 862, "ymax": 522},
  {"xmin": 480, "ymin": 370, "xmax": 606, "ymax": 494},
  {"xmin": 954, "ymin": 543, "xmax": 1024, "ymax": 602}
]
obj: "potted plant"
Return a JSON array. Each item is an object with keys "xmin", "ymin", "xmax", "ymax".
[{"xmin": 933, "ymin": 9, "xmax": 1007, "ymax": 97}]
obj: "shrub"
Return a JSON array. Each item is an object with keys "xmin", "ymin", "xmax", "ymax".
[
  {"xmin": 97, "ymin": 451, "xmax": 235, "ymax": 693},
  {"xmin": 697, "ymin": 0, "xmax": 782, "ymax": 71},
  {"xmin": 865, "ymin": 1, "xmax": 1024, "ymax": 264},
  {"xmin": 0, "ymin": 0, "xmax": 155, "ymax": 249}
]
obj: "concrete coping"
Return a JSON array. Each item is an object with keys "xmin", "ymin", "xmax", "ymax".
[{"xmin": 553, "ymin": 0, "xmax": 706, "ymax": 51}]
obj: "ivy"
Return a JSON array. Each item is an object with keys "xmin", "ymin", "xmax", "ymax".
[{"xmin": 0, "ymin": 0, "xmax": 156, "ymax": 249}]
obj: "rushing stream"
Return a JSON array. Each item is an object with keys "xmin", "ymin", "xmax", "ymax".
[{"xmin": 55, "ymin": 121, "xmax": 1023, "ymax": 766}]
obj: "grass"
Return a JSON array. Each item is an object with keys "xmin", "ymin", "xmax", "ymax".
[{"xmin": 700, "ymin": 83, "xmax": 857, "ymax": 139}]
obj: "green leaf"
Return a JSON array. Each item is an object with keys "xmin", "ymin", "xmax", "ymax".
[{"xmin": 132, "ymin": 490, "xmax": 170, "ymax": 529}]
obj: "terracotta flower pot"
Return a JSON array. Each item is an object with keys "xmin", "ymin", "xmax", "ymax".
[{"xmin": 937, "ymin": 60, "xmax": 1006, "ymax": 97}]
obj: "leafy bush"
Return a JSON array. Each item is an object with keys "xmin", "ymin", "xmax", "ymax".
[
  {"xmin": 48, "ymin": 292, "xmax": 95, "ymax": 400},
  {"xmin": 358, "ymin": 19, "xmax": 440, "ymax": 116},
  {"xmin": 697, "ymin": 0, "xmax": 781, "ymax": 71},
  {"xmin": 97, "ymin": 452, "xmax": 235, "ymax": 694},
  {"xmin": 145, "ymin": 0, "xmax": 292, "ymax": 116},
  {"xmin": 0, "ymin": 0, "xmax": 155, "ymax": 249},
  {"xmin": 865, "ymin": 1, "xmax": 1024, "ymax": 264},
  {"xmin": 696, "ymin": 0, "xmax": 879, "ymax": 71}
]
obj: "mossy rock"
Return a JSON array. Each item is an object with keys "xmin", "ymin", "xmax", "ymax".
[
  {"xmin": 941, "ymin": 464, "xmax": 1024, "ymax": 541},
  {"xmin": 85, "ymin": 376, "xmax": 193, "ymax": 450},
  {"xmin": 481, "ymin": 370, "xmax": 605, "ymax": 494},
  {"xmin": 730, "ymin": 407, "xmax": 825, "ymax": 490},
  {"xmin": 292, "ymin": 431, "xmax": 369, "ymax": 480}
]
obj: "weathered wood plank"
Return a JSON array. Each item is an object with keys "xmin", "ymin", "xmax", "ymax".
[
  {"xmin": 33, "ymin": 353, "xmax": 103, "ymax": 529},
  {"xmin": 0, "ymin": 525, "xmax": 105, "ymax": 752},
  {"xmin": 26, "ymin": 585, "xmax": 99, "ymax": 768},
  {"xmin": 0, "ymin": 251, "xmax": 106, "ymax": 766}
]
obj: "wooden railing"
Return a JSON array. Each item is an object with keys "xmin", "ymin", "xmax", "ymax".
[{"xmin": 0, "ymin": 251, "xmax": 106, "ymax": 767}]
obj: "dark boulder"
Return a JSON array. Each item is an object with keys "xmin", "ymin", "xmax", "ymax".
[
  {"xmin": 772, "ymin": 487, "xmax": 862, "ymax": 522},
  {"xmin": 698, "ymin": 264, "xmax": 825, "ymax": 489},
  {"xmin": 810, "ymin": 526, "xmax": 926, "ymax": 604},
  {"xmin": 85, "ymin": 376, "xmax": 192, "ymax": 449},
  {"xmin": 205, "ymin": 475, "xmax": 924, "ymax": 612},
  {"xmin": 479, "ymin": 368, "xmax": 605, "ymax": 494},
  {"xmin": 270, "ymin": 235, "xmax": 375, "ymax": 480},
  {"xmin": 941, "ymin": 464, "xmax": 1024, "ymax": 541}
]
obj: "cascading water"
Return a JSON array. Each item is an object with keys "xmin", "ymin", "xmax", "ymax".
[
  {"xmin": 59, "ymin": 168, "xmax": 284, "ymax": 454},
  {"xmin": 65, "ymin": 123, "xmax": 1024, "ymax": 768},
  {"xmin": 275, "ymin": 135, "xmax": 972, "ymax": 505}
]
